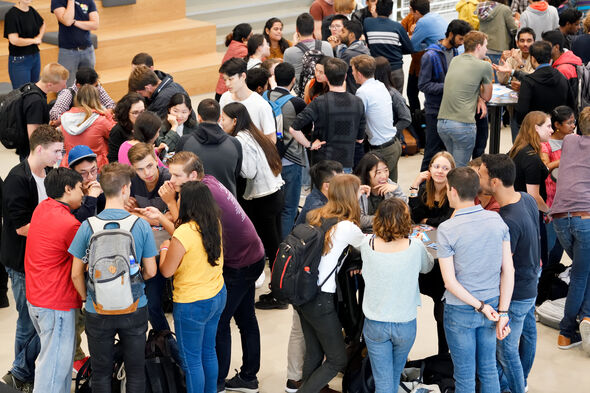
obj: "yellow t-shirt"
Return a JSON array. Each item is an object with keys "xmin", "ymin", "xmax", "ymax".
[{"xmin": 172, "ymin": 222, "xmax": 224, "ymax": 303}]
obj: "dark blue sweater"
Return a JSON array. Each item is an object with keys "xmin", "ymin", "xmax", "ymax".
[
  {"xmin": 418, "ymin": 43, "xmax": 457, "ymax": 115},
  {"xmin": 363, "ymin": 17, "xmax": 413, "ymax": 71}
]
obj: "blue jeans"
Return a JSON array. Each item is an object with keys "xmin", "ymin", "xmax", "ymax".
[
  {"xmin": 496, "ymin": 297, "xmax": 537, "ymax": 393},
  {"xmin": 27, "ymin": 304, "xmax": 76, "ymax": 393},
  {"xmin": 444, "ymin": 297, "xmax": 500, "ymax": 393},
  {"xmin": 437, "ymin": 119, "xmax": 476, "ymax": 168},
  {"xmin": 421, "ymin": 113, "xmax": 447, "ymax": 171},
  {"xmin": 58, "ymin": 46, "xmax": 96, "ymax": 86},
  {"xmin": 553, "ymin": 216, "xmax": 590, "ymax": 338},
  {"xmin": 281, "ymin": 163, "xmax": 303, "ymax": 239},
  {"xmin": 363, "ymin": 318, "xmax": 416, "ymax": 393},
  {"xmin": 8, "ymin": 53, "xmax": 41, "ymax": 89},
  {"xmin": 6, "ymin": 267, "xmax": 40, "ymax": 382},
  {"xmin": 174, "ymin": 286, "xmax": 227, "ymax": 393},
  {"xmin": 545, "ymin": 219, "xmax": 564, "ymax": 269}
]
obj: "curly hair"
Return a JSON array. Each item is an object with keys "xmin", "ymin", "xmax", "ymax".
[{"xmin": 373, "ymin": 198, "xmax": 412, "ymax": 242}]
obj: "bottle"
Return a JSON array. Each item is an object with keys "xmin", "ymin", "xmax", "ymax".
[{"xmin": 129, "ymin": 255, "xmax": 139, "ymax": 275}]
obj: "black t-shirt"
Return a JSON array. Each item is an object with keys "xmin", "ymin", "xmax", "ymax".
[
  {"xmin": 51, "ymin": 0, "xmax": 97, "ymax": 49},
  {"xmin": 499, "ymin": 192, "xmax": 540, "ymax": 300},
  {"xmin": 512, "ymin": 144, "xmax": 548, "ymax": 202},
  {"xmin": 22, "ymin": 84, "xmax": 48, "ymax": 126},
  {"xmin": 130, "ymin": 167, "xmax": 171, "ymax": 212},
  {"xmin": 3, "ymin": 6, "xmax": 44, "ymax": 56}
]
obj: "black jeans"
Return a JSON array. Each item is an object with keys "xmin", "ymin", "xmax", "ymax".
[
  {"xmin": 473, "ymin": 113, "xmax": 489, "ymax": 159},
  {"xmin": 241, "ymin": 189, "xmax": 284, "ymax": 269},
  {"xmin": 216, "ymin": 258, "xmax": 265, "ymax": 385},
  {"xmin": 419, "ymin": 263, "xmax": 449, "ymax": 355},
  {"xmin": 407, "ymin": 74, "xmax": 421, "ymax": 113},
  {"xmin": 85, "ymin": 307, "xmax": 148, "ymax": 393},
  {"xmin": 0, "ymin": 265, "xmax": 7, "ymax": 296},
  {"xmin": 296, "ymin": 292, "xmax": 347, "ymax": 393},
  {"xmin": 421, "ymin": 113, "xmax": 447, "ymax": 171}
]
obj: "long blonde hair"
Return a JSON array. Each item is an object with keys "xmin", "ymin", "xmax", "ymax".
[
  {"xmin": 423, "ymin": 151, "xmax": 455, "ymax": 209},
  {"xmin": 509, "ymin": 111, "xmax": 548, "ymax": 158},
  {"xmin": 74, "ymin": 84, "xmax": 106, "ymax": 125},
  {"xmin": 307, "ymin": 174, "xmax": 361, "ymax": 255}
]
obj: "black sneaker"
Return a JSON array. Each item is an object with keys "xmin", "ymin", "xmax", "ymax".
[
  {"xmin": 0, "ymin": 294, "xmax": 8, "ymax": 309},
  {"xmin": 285, "ymin": 379, "xmax": 302, "ymax": 393},
  {"xmin": 255, "ymin": 295, "xmax": 288, "ymax": 310},
  {"xmin": 225, "ymin": 371, "xmax": 259, "ymax": 393},
  {"xmin": 257, "ymin": 292, "xmax": 274, "ymax": 302}
]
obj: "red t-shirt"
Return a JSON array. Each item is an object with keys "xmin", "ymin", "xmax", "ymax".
[
  {"xmin": 25, "ymin": 198, "xmax": 82, "ymax": 311},
  {"xmin": 310, "ymin": 0, "xmax": 334, "ymax": 21}
]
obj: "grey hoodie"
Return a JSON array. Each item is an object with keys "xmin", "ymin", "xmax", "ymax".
[{"xmin": 519, "ymin": 2, "xmax": 559, "ymax": 41}]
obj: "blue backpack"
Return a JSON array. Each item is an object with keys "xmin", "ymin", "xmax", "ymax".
[{"xmin": 263, "ymin": 90, "xmax": 295, "ymax": 157}]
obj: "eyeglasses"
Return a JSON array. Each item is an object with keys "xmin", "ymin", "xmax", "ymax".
[
  {"xmin": 79, "ymin": 167, "xmax": 98, "ymax": 178},
  {"xmin": 329, "ymin": 24, "xmax": 343, "ymax": 30},
  {"xmin": 431, "ymin": 164, "xmax": 451, "ymax": 171}
]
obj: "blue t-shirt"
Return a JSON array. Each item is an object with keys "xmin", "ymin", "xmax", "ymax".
[
  {"xmin": 51, "ymin": 0, "xmax": 97, "ymax": 49},
  {"xmin": 499, "ymin": 193, "xmax": 540, "ymax": 301},
  {"xmin": 68, "ymin": 209, "xmax": 158, "ymax": 313}
]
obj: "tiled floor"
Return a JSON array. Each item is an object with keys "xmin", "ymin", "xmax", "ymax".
[{"xmin": 0, "ymin": 126, "xmax": 588, "ymax": 393}]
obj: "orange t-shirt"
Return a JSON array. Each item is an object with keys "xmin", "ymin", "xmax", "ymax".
[{"xmin": 310, "ymin": 0, "xmax": 334, "ymax": 21}]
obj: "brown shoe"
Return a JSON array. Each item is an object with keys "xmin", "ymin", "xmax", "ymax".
[{"xmin": 558, "ymin": 333, "xmax": 582, "ymax": 349}]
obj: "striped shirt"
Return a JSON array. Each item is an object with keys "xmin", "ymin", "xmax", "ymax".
[{"xmin": 363, "ymin": 17, "xmax": 413, "ymax": 70}]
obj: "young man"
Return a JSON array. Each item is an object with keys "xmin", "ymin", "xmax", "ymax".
[
  {"xmin": 218, "ymin": 58, "xmax": 277, "ymax": 142},
  {"xmin": 127, "ymin": 142, "xmax": 171, "ymax": 214},
  {"xmin": 51, "ymin": 0, "xmax": 99, "ymax": 86},
  {"xmin": 558, "ymin": 8, "xmax": 583, "ymax": 49},
  {"xmin": 328, "ymin": 20, "xmax": 370, "ymax": 94},
  {"xmin": 409, "ymin": 0, "xmax": 448, "ymax": 51},
  {"xmin": 25, "ymin": 168, "xmax": 84, "ymax": 393},
  {"xmin": 70, "ymin": 162, "xmax": 157, "ymax": 393},
  {"xmin": 479, "ymin": 154, "xmax": 540, "ymax": 393},
  {"xmin": 246, "ymin": 67, "xmax": 271, "ymax": 95},
  {"xmin": 176, "ymin": 98, "xmax": 242, "ymax": 197},
  {"xmin": 1, "ymin": 125, "xmax": 65, "ymax": 391},
  {"xmin": 50, "ymin": 66, "xmax": 115, "ymax": 124},
  {"xmin": 289, "ymin": 57, "xmax": 366, "ymax": 173},
  {"xmin": 438, "ymin": 167, "xmax": 514, "ymax": 393},
  {"xmin": 550, "ymin": 106, "xmax": 590, "ymax": 353},
  {"xmin": 68, "ymin": 144, "xmax": 105, "ymax": 222},
  {"xmin": 140, "ymin": 151, "xmax": 266, "ymax": 392},
  {"xmin": 363, "ymin": 0, "xmax": 413, "ymax": 92},
  {"xmin": 520, "ymin": 0, "xmax": 559, "ymax": 41},
  {"xmin": 437, "ymin": 30, "xmax": 493, "ymax": 167},
  {"xmin": 418, "ymin": 19, "xmax": 472, "ymax": 171},
  {"xmin": 128, "ymin": 65, "xmax": 189, "ymax": 118},
  {"xmin": 542, "ymin": 30, "xmax": 583, "ymax": 81},
  {"xmin": 351, "ymin": 54, "xmax": 402, "ymax": 182},
  {"xmin": 131, "ymin": 52, "xmax": 154, "ymax": 70}
]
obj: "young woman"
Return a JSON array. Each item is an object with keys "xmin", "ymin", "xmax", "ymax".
[
  {"xmin": 297, "ymin": 174, "xmax": 365, "ymax": 393},
  {"xmin": 216, "ymin": 23, "xmax": 252, "ymax": 101},
  {"xmin": 541, "ymin": 106, "xmax": 575, "ymax": 268},
  {"xmin": 108, "ymin": 92, "xmax": 145, "ymax": 163},
  {"xmin": 159, "ymin": 181, "xmax": 226, "ymax": 393},
  {"xmin": 245, "ymin": 34, "xmax": 270, "ymax": 70},
  {"xmin": 60, "ymin": 85, "xmax": 115, "ymax": 169},
  {"xmin": 4, "ymin": 0, "xmax": 45, "ymax": 88},
  {"xmin": 354, "ymin": 152, "xmax": 407, "ymax": 232},
  {"xmin": 157, "ymin": 93, "xmax": 198, "ymax": 153},
  {"xmin": 263, "ymin": 17, "xmax": 292, "ymax": 60},
  {"xmin": 118, "ymin": 111, "xmax": 166, "ymax": 167},
  {"xmin": 510, "ymin": 111, "xmax": 554, "ymax": 267},
  {"xmin": 220, "ymin": 103, "xmax": 284, "ymax": 266},
  {"xmin": 409, "ymin": 151, "xmax": 456, "ymax": 227},
  {"xmin": 374, "ymin": 56, "xmax": 412, "ymax": 133},
  {"xmin": 361, "ymin": 198, "xmax": 434, "ymax": 393},
  {"xmin": 303, "ymin": 55, "xmax": 329, "ymax": 104}
]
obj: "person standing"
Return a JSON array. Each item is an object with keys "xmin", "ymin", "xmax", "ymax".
[
  {"xmin": 520, "ymin": 0, "xmax": 559, "ymax": 41},
  {"xmin": 3, "ymin": 0, "xmax": 45, "ymax": 89},
  {"xmin": 51, "ymin": 0, "xmax": 99, "ymax": 87}
]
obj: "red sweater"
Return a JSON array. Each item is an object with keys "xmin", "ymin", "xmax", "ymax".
[{"xmin": 553, "ymin": 50, "xmax": 582, "ymax": 80}]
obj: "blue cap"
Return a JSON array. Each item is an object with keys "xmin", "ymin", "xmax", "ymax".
[{"xmin": 68, "ymin": 145, "xmax": 97, "ymax": 168}]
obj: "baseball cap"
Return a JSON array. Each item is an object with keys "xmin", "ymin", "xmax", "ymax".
[{"xmin": 68, "ymin": 145, "xmax": 97, "ymax": 168}]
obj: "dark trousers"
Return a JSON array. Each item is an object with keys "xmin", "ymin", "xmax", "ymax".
[
  {"xmin": 241, "ymin": 189, "xmax": 284, "ymax": 269},
  {"xmin": 407, "ymin": 74, "xmax": 421, "ymax": 113},
  {"xmin": 473, "ymin": 113, "xmax": 489, "ymax": 159},
  {"xmin": 296, "ymin": 292, "xmax": 347, "ymax": 393},
  {"xmin": 421, "ymin": 113, "xmax": 447, "ymax": 171},
  {"xmin": 216, "ymin": 258, "xmax": 265, "ymax": 385},
  {"xmin": 85, "ymin": 307, "xmax": 148, "ymax": 393},
  {"xmin": 0, "ymin": 265, "xmax": 7, "ymax": 296},
  {"xmin": 419, "ymin": 263, "xmax": 449, "ymax": 355},
  {"xmin": 145, "ymin": 268, "xmax": 170, "ymax": 332}
]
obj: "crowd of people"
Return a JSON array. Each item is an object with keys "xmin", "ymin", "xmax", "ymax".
[{"xmin": 1, "ymin": 0, "xmax": 590, "ymax": 392}]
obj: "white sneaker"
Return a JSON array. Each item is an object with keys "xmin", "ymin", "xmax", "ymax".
[
  {"xmin": 255, "ymin": 271, "xmax": 265, "ymax": 289},
  {"xmin": 580, "ymin": 317, "xmax": 590, "ymax": 355}
]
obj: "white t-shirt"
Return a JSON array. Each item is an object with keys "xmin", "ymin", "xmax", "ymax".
[
  {"xmin": 317, "ymin": 220, "xmax": 365, "ymax": 293},
  {"xmin": 247, "ymin": 58, "xmax": 262, "ymax": 70},
  {"xmin": 31, "ymin": 172, "xmax": 47, "ymax": 203},
  {"xmin": 219, "ymin": 91, "xmax": 276, "ymax": 136}
]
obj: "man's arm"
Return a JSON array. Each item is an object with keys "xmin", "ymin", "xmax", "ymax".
[
  {"xmin": 73, "ymin": 11, "xmax": 99, "ymax": 31},
  {"xmin": 53, "ymin": 0, "xmax": 75, "ymax": 26},
  {"xmin": 497, "ymin": 240, "xmax": 515, "ymax": 339},
  {"xmin": 98, "ymin": 85, "xmax": 116, "ymax": 109},
  {"xmin": 141, "ymin": 256, "xmax": 157, "ymax": 280},
  {"xmin": 313, "ymin": 20, "xmax": 322, "ymax": 40},
  {"xmin": 71, "ymin": 257, "xmax": 87, "ymax": 300},
  {"xmin": 49, "ymin": 88, "xmax": 74, "ymax": 121},
  {"xmin": 418, "ymin": 53, "xmax": 444, "ymax": 95},
  {"xmin": 480, "ymin": 82, "xmax": 493, "ymax": 102},
  {"xmin": 27, "ymin": 124, "xmax": 40, "ymax": 139},
  {"xmin": 399, "ymin": 27, "xmax": 414, "ymax": 54}
]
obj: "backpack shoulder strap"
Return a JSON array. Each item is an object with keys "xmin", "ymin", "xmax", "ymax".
[
  {"xmin": 118, "ymin": 214, "xmax": 140, "ymax": 232},
  {"xmin": 296, "ymin": 42, "xmax": 309, "ymax": 54},
  {"xmin": 274, "ymin": 93, "xmax": 294, "ymax": 108},
  {"xmin": 314, "ymin": 39, "xmax": 322, "ymax": 51},
  {"xmin": 87, "ymin": 216, "xmax": 103, "ymax": 234},
  {"xmin": 87, "ymin": 214, "xmax": 139, "ymax": 233}
]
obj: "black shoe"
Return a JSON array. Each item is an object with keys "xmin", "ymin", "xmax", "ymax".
[
  {"xmin": 255, "ymin": 295, "xmax": 288, "ymax": 310},
  {"xmin": 225, "ymin": 371, "xmax": 259, "ymax": 393},
  {"xmin": 257, "ymin": 292, "xmax": 273, "ymax": 302},
  {"xmin": 0, "ymin": 293, "xmax": 8, "ymax": 309},
  {"xmin": 285, "ymin": 379, "xmax": 302, "ymax": 393}
]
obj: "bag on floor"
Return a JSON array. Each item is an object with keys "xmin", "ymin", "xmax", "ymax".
[
  {"xmin": 405, "ymin": 353, "xmax": 455, "ymax": 393},
  {"xmin": 145, "ymin": 329, "xmax": 186, "ymax": 393},
  {"xmin": 336, "ymin": 247, "xmax": 365, "ymax": 342},
  {"xmin": 536, "ymin": 297, "xmax": 566, "ymax": 330},
  {"xmin": 401, "ymin": 128, "xmax": 419, "ymax": 156},
  {"xmin": 399, "ymin": 364, "xmax": 441, "ymax": 393},
  {"xmin": 341, "ymin": 337, "xmax": 375, "ymax": 393},
  {"xmin": 74, "ymin": 341, "xmax": 126, "ymax": 393},
  {"xmin": 270, "ymin": 217, "xmax": 340, "ymax": 306},
  {"xmin": 537, "ymin": 262, "xmax": 569, "ymax": 305}
]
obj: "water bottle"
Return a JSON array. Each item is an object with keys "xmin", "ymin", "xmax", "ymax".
[{"xmin": 129, "ymin": 255, "xmax": 139, "ymax": 275}]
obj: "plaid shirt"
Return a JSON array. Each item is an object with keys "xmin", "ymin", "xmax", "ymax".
[
  {"xmin": 49, "ymin": 84, "xmax": 116, "ymax": 121},
  {"xmin": 511, "ymin": 0, "xmax": 529, "ymax": 14}
]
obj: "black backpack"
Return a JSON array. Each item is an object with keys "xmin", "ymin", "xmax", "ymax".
[
  {"xmin": 294, "ymin": 40, "xmax": 324, "ymax": 98},
  {"xmin": 74, "ymin": 341, "xmax": 126, "ymax": 393},
  {"xmin": 270, "ymin": 217, "xmax": 340, "ymax": 306},
  {"xmin": 0, "ymin": 83, "xmax": 43, "ymax": 150},
  {"xmin": 145, "ymin": 329, "xmax": 186, "ymax": 393}
]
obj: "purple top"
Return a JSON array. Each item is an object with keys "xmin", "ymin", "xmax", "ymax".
[
  {"xmin": 201, "ymin": 175, "xmax": 265, "ymax": 268},
  {"xmin": 551, "ymin": 134, "xmax": 590, "ymax": 215}
]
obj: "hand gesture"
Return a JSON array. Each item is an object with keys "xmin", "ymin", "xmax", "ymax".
[
  {"xmin": 124, "ymin": 196, "xmax": 138, "ymax": 212},
  {"xmin": 136, "ymin": 206, "xmax": 162, "ymax": 222},
  {"xmin": 86, "ymin": 180, "xmax": 102, "ymax": 198},
  {"xmin": 167, "ymin": 113, "xmax": 178, "ymax": 130},
  {"xmin": 482, "ymin": 304, "xmax": 499, "ymax": 322},
  {"xmin": 358, "ymin": 185, "xmax": 371, "ymax": 197},
  {"xmin": 156, "ymin": 143, "xmax": 168, "ymax": 153},
  {"xmin": 492, "ymin": 59, "xmax": 513, "ymax": 74},
  {"xmin": 477, "ymin": 97, "xmax": 488, "ymax": 119},
  {"xmin": 373, "ymin": 182, "xmax": 397, "ymax": 196},
  {"xmin": 496, "ymin": 315, "xmax": 511, "ymax": 340},
  {"xmin": 413, "ymin": 171, "xmax": 430, "ymax": 188},
  {"xmin": 310, "ymin": 139, "xmax": 326, "ymax": 151},
  {"xmin": 510, "ymin": 79, "xmax": 521, "ymax": 92},
  {"xmin": 158, "ymin": 181, "xmax": 177, "ymax": 205},
  {"xmin": 327, "ymin": 35, "xmax": 341, "ymax": 48}
]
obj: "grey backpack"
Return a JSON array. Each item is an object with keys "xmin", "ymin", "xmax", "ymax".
[{"xmin": 85, "ymin": 215, "xmax": 141, "ymax": 315}]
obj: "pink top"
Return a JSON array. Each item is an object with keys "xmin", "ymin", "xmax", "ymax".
[
  {"xmin": 541, "ymin": 140, "xmax": 563, "ymax": 207},
  {"xmin": 216, "ymin": 40, "xmax": 248, "ymax": 95},
  {"xmin": 117, "ymin": 141, "xmax": 165, "ymax": 167}
]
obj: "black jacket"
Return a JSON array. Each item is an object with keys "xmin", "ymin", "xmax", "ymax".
[
  {"xmin": 108, "ymin": 123, "xmax": 132, "ymax": 163},
  {"xmin": 516, "ymin": 65, "xmax": 575, "ymax": 124},
  {"xmin": 148, "ymin": 71, "xmax": 189, "ymax": 118},
  {"xmin": 1, "ymin": 160, "xmax": 48, "ymax": 272},
  {"xmin": 177, "ymin": 122, "xmax": 243, "ymax": 197}
]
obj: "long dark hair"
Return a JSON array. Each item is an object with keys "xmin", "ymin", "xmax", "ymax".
[
  {"xmin": 176, "ymin": 181, "xmax": 222, "ymax": 267},
  {"xmin": 225, "ymin": 23, "xmax": 252, "ymax": 47},
  {"xmin": 114, "ymin": 92, "xmax": 144, "ymax": 132},
  {"xmin": 263, "ymin": 18, "xmax": 290, "ymax": 54},
  {"xmin": 245, "ymin": 34, "xmax": 265, "ymax": 59},
  {"xmin": 309, "ymin": 56, "xmax": 330, "ymax": 99},
  {"xmin": 354, "ymin": 152, "xmax": 386, "ymax": 186},
  {"xmin": 222, "ymin": 102, "xmax": 282, "ymax": 176},
  {"xmin": 374, "ymin": 56, "xmax": 395, "ymax": 91},
  {"xmin": 550, "ymin": 105, "xmax": 574, "ymax": 131},
  {"xmin": 133, "ymin": 111, "xmax": 161, "ymax": 143},
  {"xmin": 165, "ymin": 93, "xmax": 197, "ymax": 129}
]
